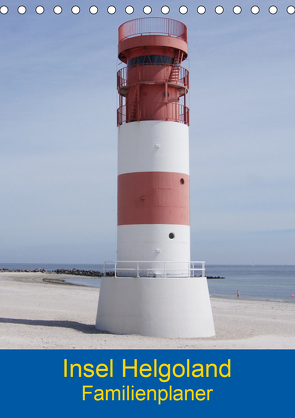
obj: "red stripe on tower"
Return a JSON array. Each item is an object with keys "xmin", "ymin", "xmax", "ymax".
[{"xmin": 118, "ymin": 172, "xmax": 190, "ymax": 226}]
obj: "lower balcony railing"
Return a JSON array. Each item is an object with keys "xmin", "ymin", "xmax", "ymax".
[
  {"xmin": 103, "ymin": 261, "xmax": 205, "ymax": 278},
  {"xmin": 117, "ymin": 102, "xmax": 189, "ymax": 126}
]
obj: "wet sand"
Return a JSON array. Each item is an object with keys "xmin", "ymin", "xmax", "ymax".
[{"xmin": 1, "ymin": 272, "xmax": 294, "ymax": 349}]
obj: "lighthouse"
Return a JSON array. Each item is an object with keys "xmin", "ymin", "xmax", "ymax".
[{"xmin": 96, "ymin": 17, "xmax": 215, "ymax": 338}]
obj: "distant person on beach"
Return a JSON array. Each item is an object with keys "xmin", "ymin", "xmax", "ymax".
[{"xmin": 237, "ymin": 290, "xmax": 240, "ymax": 299}]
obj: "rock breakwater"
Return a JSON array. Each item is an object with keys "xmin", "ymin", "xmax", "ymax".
[{"xmin": 0, "ymin": 267, "xmax": 111, "ymax": 277}]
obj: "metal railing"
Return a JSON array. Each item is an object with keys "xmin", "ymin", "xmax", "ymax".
[
  {"xmin": 119, "ymin": 17, "xmax": 187, "ymax": 43},
  {"xmin": 103, "ymin": 261, "xmax": 205, "ymax": 278},
  {"xmin": 117, "ymin": 102, "xmax": 189, "ymax": 126},
  {"xmin": 117, "ymin": 64, "xmax": 189, "ymax": 91}
]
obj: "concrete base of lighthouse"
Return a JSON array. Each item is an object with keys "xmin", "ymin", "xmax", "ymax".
[{"xmin": 95, "ymin": 277, "xmax": 215, "ymax": 338}]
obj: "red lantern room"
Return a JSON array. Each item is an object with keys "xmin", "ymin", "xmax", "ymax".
[{"xmin": 117, "ymin": 17, "xmax": 189, "ymax": 125}]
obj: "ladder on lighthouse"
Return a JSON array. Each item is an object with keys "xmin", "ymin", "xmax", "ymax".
[
  {"xmin": 128, "ymin": 84, "xmax": 140, "ymax": 122},
  {"xmin": 168, "ymin": 50, "xmax": 182, "ymax": 84}
]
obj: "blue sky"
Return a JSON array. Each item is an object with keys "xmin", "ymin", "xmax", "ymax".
[{"xmin": 0, "ymin": 0, "xmax": 294, "ymax": 264}]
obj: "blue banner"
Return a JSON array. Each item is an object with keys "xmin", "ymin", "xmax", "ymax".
[{"xmin": 1, "ymin": 349, "xmax": 293, "ymax": 417}]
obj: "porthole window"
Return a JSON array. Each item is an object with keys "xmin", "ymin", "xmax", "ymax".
[
  {"xmin": 180, "ymin": 178, "xmax": 185, "ymax": 185},
  {"xmin": 169, "ymin": 233, "xmax": 175, "ymax": 239}
]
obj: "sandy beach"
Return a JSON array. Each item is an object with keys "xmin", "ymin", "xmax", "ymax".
[{"xmin": 0, "ymin": 272, "xmax": 294, "ymax": 349}]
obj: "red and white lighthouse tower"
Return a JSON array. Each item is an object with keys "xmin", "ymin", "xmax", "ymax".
[{"xmin": 96, "ymin": 18, "xmax": 215, "ymax": 338}]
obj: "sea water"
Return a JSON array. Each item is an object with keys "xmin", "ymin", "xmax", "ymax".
[
  {"xmin": 1, "ymin": 263, "xmax": 294, "ymax": 302},
  {"xmin": 206, "ymin": 265, "xmax": 295, "ymax": 302}
]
